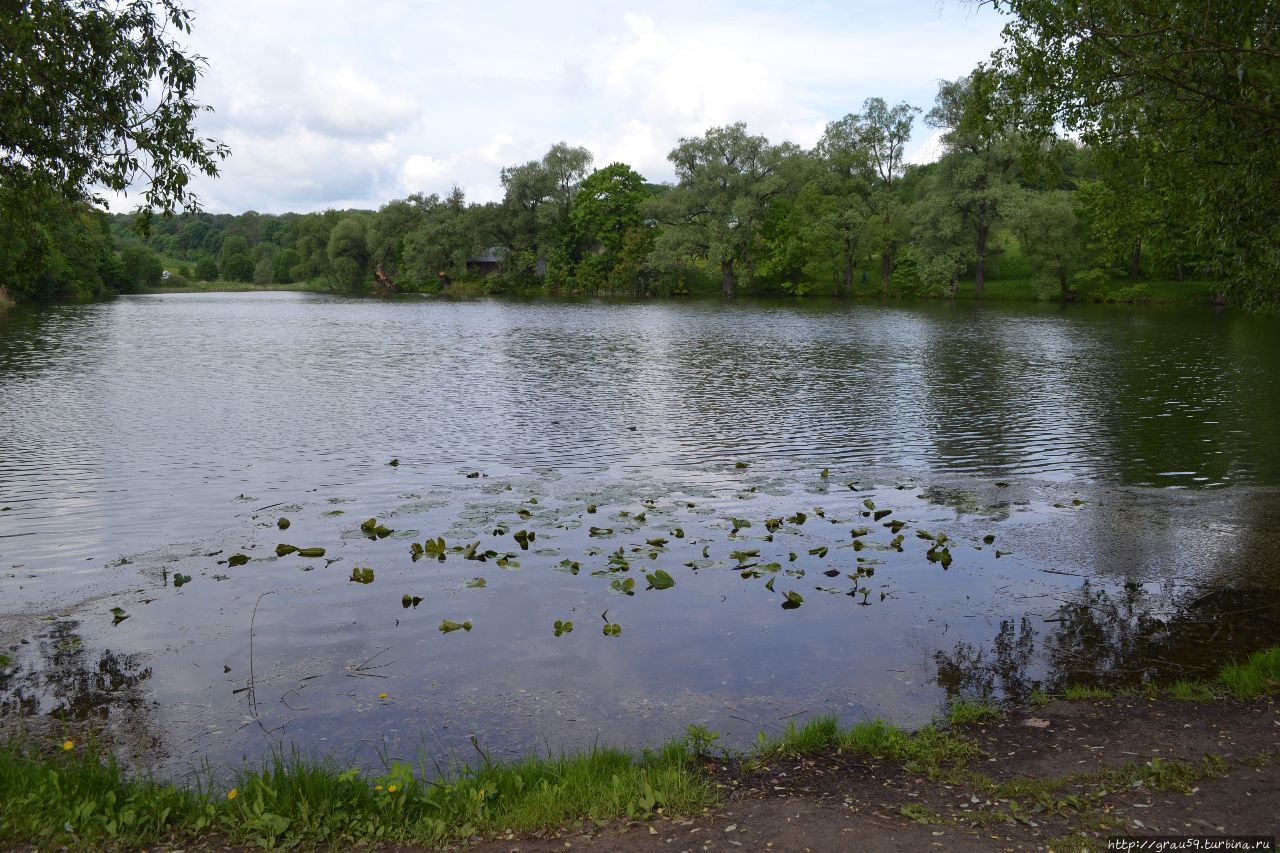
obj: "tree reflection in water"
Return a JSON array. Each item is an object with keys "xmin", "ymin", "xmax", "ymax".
[{"xmin": 935, "ymin": 580, "xmax": 1280, "ymax": 701}]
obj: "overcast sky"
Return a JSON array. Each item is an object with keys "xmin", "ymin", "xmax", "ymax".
[{"xmin": 168, "ymin": 0, "xmax": 1010, "ymax": 214}]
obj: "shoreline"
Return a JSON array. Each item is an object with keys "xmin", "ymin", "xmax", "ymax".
[{"xmin": 3, "ymin": 648, "xmax": 1277, "ymax": 849}]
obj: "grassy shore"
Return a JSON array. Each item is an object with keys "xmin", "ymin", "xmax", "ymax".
[{"xmin": 2, "ymin": 646, "xmax": 1277, "ymax": 849}]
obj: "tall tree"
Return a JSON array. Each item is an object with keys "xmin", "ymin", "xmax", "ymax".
[
  {"xmin": 926, "ymin": 70, "xmax": 1019, "ymax": 294},
  {"xmin": 658, "ymin": 123, "xmax": 791, "ymax": 296},
  {"xmin": 989, "ymin": 0, "xmax": 1280, "ymax": 308}
]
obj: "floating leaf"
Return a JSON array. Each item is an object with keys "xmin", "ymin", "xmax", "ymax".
[
  {"xmin": 782, "ymin": 590, "xmax": 804, "ymax": 609},
  {"xmin": 863, "ymin": 498, "xmax": 876, "ymax": 511},
  {"xmin": 808, "ymin": 545, "xmax": 828, "ymax": 558},
  {"xmin": 401, "ymin": 594, "xmax": 423, "ymax": 608},
  {"xmin": 553, "ymin": 619, "xmax": 574, "ymax": 636},
  {"xmin": 764, "ymin": 517, "xmax": 783, "ymax": 532},
  {"xmin": 820, "ymin": 468, "xmax": 829, "ymax": 478},
  {"xmin": 916, "ymin": 530, "xmax": 936, "ymax": 541},
  {"xmin": 586, "ymin": 504, "xmax": 597, "ymax": 513},
  {"xmin": 349, "ymin": 566, "xmax": 375, "ymax": 584},
  {"xmin": 982, "ymin": 534, "xmax": 996, "ymax": 545},
  {"xmin": 672, "ymin": 527, "xmax": 685, "ymax": 538},
  {"xmin": 764, "ymin": 576, "xmax": 776, "ymax": 592},
  {"xmin": 173, "ymin": 573, "xmax": 192, "ymax": 588},
  {"xmin": 823, "ymin": 569, "xmax": 840, "ymax": 578},
  {"xmin": 646, "ymin": 569, "xmax": 675, "ymax": 590},
  {"xmin": 297, "ymin": 547, "xmax": 326, "ymax": 558},
  {"xmin": 885, "ymin": 520, "xmax": 905, "ymax": 533},
  {"xmin": 388, "ymin": 458, "xmax": 399, "ymax": 467},
  {"xmin": 556, "ymin": 559, "xmax": 580, "ymax": 575},
  {"xmin": 788, "ymin": 551, "xmax": 798, "ymax": 561},
  {"xmin": 787, "ymin": 512, "xmax": 807, "ymax": 525},
  {"xmin": 516, "ymin": 508, "xmax": 532, "ymax": 519},
  {"xmin": 849, "ymin": 528, "xmax": 869, "ymax": 538},
  {"xmin": 465, "ymin": 577, "xmax": 487, "ymax": 588},
  {"xmin": 735, "ymin": 461, "xmax": 749, "ymax": 469},
  {"xmin": 646, "ymin": 537, "xmax": 669, "ymax": 548},
  {"xmin": 373, "ymin": 525, "xmax": 393, "ymax": 539},
  {"xmin": 410, "ymin": 542, "xmax": 424, "ymax": 560},
  {"xmin": 466, "ymin": 472, "xmax": 482, "ymax": 478},
  {"xmin": 439, "ymin": 619, "xmax": 472, "ymax": 633},
  {"xmin": 873, "ymin": 509, "xmax": 892, "ymax": 521},
  {"xmin": 228, "ymin": 553, "xmax": 250, "ymax": 566},
  {"xmin": 110, "ymin": 607, "xmax": 129, "ymax": 625},
  {"xmin": 513, "ymin": 529, "xmax": 535, "ymax": 550},
  {"xmin": 496, "ymin": 556, "xmax": 521, "ymax": 568},
  {"xmin": 730, "ymin": 548, "xmax": 760, "ymax": 563},
  {"xmin": 589, "ymin": 526, "xmax": 614, "ymax": 537},
  {"xmin": 360, "ymin": 518, "xmax": 377, "ymax": 534},
  {"xmin": 423, "ymin": 537, "xmax": 447, "ymax": 559},
  {"xmin": 275, "ymin": 544, "xmax": 297, "ymax": 557},
  {"xmin": 610, "ymin": 577, "xmax": 636, "ymax": 596},
  {"xmin": 277, "ymin": 518, "xmax": 291, "ymax": 530}
]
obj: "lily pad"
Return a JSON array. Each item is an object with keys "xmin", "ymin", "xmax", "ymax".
[
  {"xmin": 297, "ymin": 547, "xmax": 326, "ymax": 558},
  {"xmin": 349, "ymin": 566, "xmax": 374, "ymax": 584},
  {"xmin": 173, "ymin": 573, "xmax": 192, "ymax": 588},
  {"xmin": 402, "ymin": 594, "xmax": 423, "ymax": 608},
  {"xmin": 439, "ymin": 619, "xmax": 472, "ymax": 633},
  {"xmin": 646, "ymin": 569, "xmax": 675, "ymax": 590},
  {"xmin": 275, "ymin": 544, "xmax": 297, "ymax": 557},
  {"xmin": 228, "ymin": 553, "xmax": 251, "ymax": 566},
  {"xmin": 277, "ymin": 518, "xmax": 291, "ymax": 530}
]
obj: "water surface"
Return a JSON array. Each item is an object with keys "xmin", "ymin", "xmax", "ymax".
[{"xmin": 1, "ymin": 293, "xmax": 1278, "ymax": 777}]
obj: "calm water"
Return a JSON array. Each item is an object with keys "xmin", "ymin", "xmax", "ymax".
[{"xmin": 1, "ymin": 293, "xmax": 1279, "ymax": 777}]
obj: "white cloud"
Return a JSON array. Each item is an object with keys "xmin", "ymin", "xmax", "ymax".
[{"xmin": 160, "ymin": 0, "xmax": 1010, "ymax": 213}]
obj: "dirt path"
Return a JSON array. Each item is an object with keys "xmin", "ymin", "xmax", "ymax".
[{"xmin": 470, "ymin": 698, "xmax": 1280, "ymax": 852}]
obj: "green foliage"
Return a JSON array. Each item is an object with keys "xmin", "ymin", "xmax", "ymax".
[
  {"xmin": 119, "ymin": 245, "xmax": 163, "ymax": 291},
  {"xmin": 0, "ymin": 0, "xmax": 228, "ymax": 216},
  {"xmin": 991, "ymin": 0, "xmax": 1280, "ymax": 309}
]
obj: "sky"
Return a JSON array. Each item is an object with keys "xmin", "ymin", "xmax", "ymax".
[{"xmin": 168, "ymin": 0, "xmax": 1010, "ymax": 214}]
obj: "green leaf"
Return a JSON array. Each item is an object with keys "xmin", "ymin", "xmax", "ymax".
[
  {"xmin": 465, "ymin": 577, "xmax": 487, "ymax": 588},
  {"xmin": 646, "ymin": 569, "xmax": 675, "ymax": 590},
  {"xmin": 274, "ymin": 544, "xmax": 297, "ymax": 557},
  {"xmin": 296, "ymin": 547, "xmax": 325, "ymax": 558},
  {"xmin": 173, "ymin": 573, "xmax": 192, "ymax": 587},
  {"xmin": 276, "ymin": 518, "xmax": 290, "ymax": 530},
  {"xmin": 439, "ymin": 619, "xmax": 472, "ymax": 633}
]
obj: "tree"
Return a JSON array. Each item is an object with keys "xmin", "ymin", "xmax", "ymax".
[
  {"xmin": 658, "ymin": 123, "xmax": 791, "ymax": 296},
  {"xmin": 989, "ymin": 0, "xmax": 1280, "ymax": 308},
  {"xmin": 855, "ymin": 98, "xmax": 920, "ymax": 291},
  {"xmin": 0, "ymin": 0, "xmax": 228, "ymax": 216},
  {"xmin": 1007, "ymin": 188, "xmax": 1087, "ymax": 299},
  {"xmin": 811, "ymin": 116, "xmax": 874, "ymax": 293},
  {"xmin": 327, "ymin": 216, "xmax": 370, "ymax": 292},
  {"xmin": 120, "ymin": 244, "xmax": 163, "ymax": 291},
  {"xmin": 926, "ymin": 71, "xmax": 1020, "ymax": 294}
]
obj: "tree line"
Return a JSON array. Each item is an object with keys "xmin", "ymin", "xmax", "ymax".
[
  {"xmin": 3, "ymin": 1, "xmax": 1276, "ymax": 309},
  {"xmin": 104, "ymin": 81, "xmax": 1208, "ymax": 303}
]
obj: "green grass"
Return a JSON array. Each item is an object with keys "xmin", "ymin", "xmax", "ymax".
[
  {"xmin": 0, "ymin": 735, "xmax": 714, "ymax": 849},
  {"xmin": 947, "ymin": 698, "xmax": 1001, "ymax": 725},
  {"xmin": 1063, "ymin": 685, "xmax": 1113, "ymax": 701},
  {"xmin": 1219, "ymin": 647, "xmax": 1280, "ymax": 698},
  {"xmin": 747, "ymin": 715, "xmax": 978, "ymax": 779}
]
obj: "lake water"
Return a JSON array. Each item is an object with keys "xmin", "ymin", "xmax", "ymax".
[{"xmin": 2, "ymin": 292, "xmax": 1278, "ymax": 778}]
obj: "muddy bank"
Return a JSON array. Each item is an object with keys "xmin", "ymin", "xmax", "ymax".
[{"xmin": 472, "ymin": 698, "xmax": 1279, "ymax": 852}]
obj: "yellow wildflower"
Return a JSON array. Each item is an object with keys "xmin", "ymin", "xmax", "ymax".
[
  {"xmin": 387, "ymin": 784, "xmax": 397, "ymax": 793},
  {"xmin": 227, "ymin": 788, "xmax": 238, "ymax": 801},
  {"xmin": 374, "ymin": 785, "xmax": 383, "ymax": 791},
  {"xmin": 62, "ymin": 740, "xmax": 74, "ymax": 751}
]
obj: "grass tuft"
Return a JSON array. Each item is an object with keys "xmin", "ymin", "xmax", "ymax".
[
  {"xmin": 1063, "ymin": 685, "xmax": 1113, "ymax": 701},
  {"xmin": 1219, "ymin": 647, "xmax": 1280, "ymax": 698},
  {"xmin": 947, "ymin": 698, "xmax": 1001, "ymax": 726}
]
